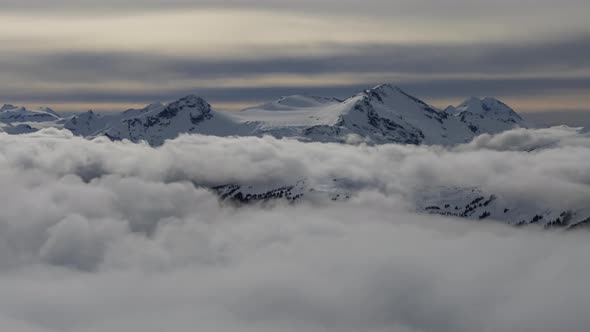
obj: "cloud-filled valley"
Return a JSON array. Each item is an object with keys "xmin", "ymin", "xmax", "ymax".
[{"xmin": 1, "ymin": 127, "xmax": 590, "ymax": 331}]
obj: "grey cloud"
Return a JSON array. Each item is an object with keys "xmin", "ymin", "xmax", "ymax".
[
  {"xmin": 0, "ymin": 129, "xmax": 590, "ymax": 331},
  {"xmin": 1, "ymin": 37, "xmax": 590, "ymax": 110},
  {"xmin": 4, "ymin": 37, "xmax": 590, "ymax": 81},
  {"xmin": 2, "ymin": 0, "xmax": 589, "ymax": 116},
  {"xmin": 3, "ymin": 0, "xmax": 590, "ymax": 20},
  {"xmin": 525, "ymin": 110, "xmax": 590, "ymax": 128},
  {"xmin": 39, "ymin": 215, "xmax": 128, "ymax": 271},
  {"xmin": 1, "ymin": 77, "xmax": 589, "ymax": 114},
  {"xmin": 456, "ymin": 126, "xmax": 589, "ymax": 152}
]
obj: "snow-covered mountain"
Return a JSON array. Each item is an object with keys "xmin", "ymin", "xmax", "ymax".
[
  {"xmin": 357, "ymin": 84, "xmax": 474, "ymax": 145},
  {"xmin": 60, "ymin": 85, "xmax": 484, "ymax": 146},
  {"xmin": 64, "ymin": 110, "xmax": 113, "ymax": 137},
  {"xmin": 0, "ymin": 104, "xmax": 60, "ymax": 123},
  {"xmin": 234, "ymin": 84, "xmax": 474, "ymax": 145},
  {"xmin": 0, "ymin": 104, "xmax": 63, "ymax": 134},
  {"xmin": 1, "ymin": 84, "xmax": 530, "ymax": 147},
  {"xmin": 415, "ymin": 186, "xmax": 590, "ymax": 229},
  {"xmin": 445, "ymin": 97, "xmax": 528, "ymax": 135},
  {"xmin": 103, "ymin": 95, "xmax": 251, "ymax": 146},
  {"xmin": 235, "ymin": 88, "xmax": 424, "ymax": 144},
  {"xmin": 210, "ymin": 177, "xmax": 590, "ymax": 230}
]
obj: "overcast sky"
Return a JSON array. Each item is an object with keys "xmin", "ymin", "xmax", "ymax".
[{"xmin": 1, "ymin": 0, "xmax": 589, "ymax": 119}]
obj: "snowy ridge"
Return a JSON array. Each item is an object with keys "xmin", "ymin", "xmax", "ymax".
[
  {"xmin": 209, "ymin": 179, "xmax": 590, "ymax": 229},
  {"xmin": 416, "ymin": 186, "xmax": 590, "ymax": 229},
  {"xmin": 213, "ymin": 179, "xmax": 351, "ymax": 205}
]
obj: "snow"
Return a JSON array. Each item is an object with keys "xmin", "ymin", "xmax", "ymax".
[
  {"xmin": 241, "ymin": 95, "xmax": 340, "ymax": 112},
  {"xmin": 235, "ymin": 96, "xmax": 345, "ymax": 127}
]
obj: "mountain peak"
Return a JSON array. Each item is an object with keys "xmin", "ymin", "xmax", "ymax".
[
  {"xmin": 464, "ymin": 96, "xmax": 483, "ymax": 104},
  {"xmin": 450, "ymin": 97, "xmax": 528, "ymax": 134},
  {"xmin": 171, "ymin": 95, "xmax": 210, "ymax": 111},
  {"xmin": 460, "ymin": 96, "xmax": 507, "ymax": 107},
  {"xmin": 480, "ymin": 97, "xmax": 512, "ymax": 109},
  {"xmin": 371, "ymin": 83, "xmax": 398, "ymax": 91},
  {"xmin": 363, "ymin": 84, "xmax": 433, "ymax": 109},
  {"xmin": 176, "ymin": 94, "xmax": 208, "ymax": 105},
  {"xmin": 149, "ymin": 95, "xmax": 212, "ymax": 120},
  {"xmin": 84, "ymin": 110, "xmax": 99, "ymax": 117},
  {"xmin": 365, "ymin": 84, "xmax": 404, "ymax": 97}
]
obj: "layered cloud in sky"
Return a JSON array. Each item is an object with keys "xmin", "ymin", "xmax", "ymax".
[
  {"xmin": 1, "ymin": 128, "xmax": 590, "ymax": 331},
  {"xmin": 0, "ymin": 0, "xmax": 589, "ymax": 116}
]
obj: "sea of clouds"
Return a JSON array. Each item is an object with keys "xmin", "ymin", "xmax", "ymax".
[{"xmin": 1, "ymin": 126, "xmax": 590, "ymax": 332}]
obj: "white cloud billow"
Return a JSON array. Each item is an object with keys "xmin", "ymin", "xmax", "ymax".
[{"xmin": 0, "ymin": 127, "xmax": 589, "ymax": 331}]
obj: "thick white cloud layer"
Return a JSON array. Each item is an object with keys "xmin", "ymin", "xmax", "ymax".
[{"xmin": 1, "ymin": 128, "xmax": 590, "ymax": 331}]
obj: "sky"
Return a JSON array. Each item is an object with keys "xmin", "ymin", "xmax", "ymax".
[
  {"xmin": 1, "ymin": 127, "xmax": 590, "ymax": 331},
  {"xmin": 1, "ymin": 0, "xmax": 589, "ymax": 122}
]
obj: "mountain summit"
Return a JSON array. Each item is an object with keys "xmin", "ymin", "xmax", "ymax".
[{"xmin": 446, "ymin": 97, "xmax": 528, "ymax": 135}]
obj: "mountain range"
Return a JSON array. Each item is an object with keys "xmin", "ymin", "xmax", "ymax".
[{"xmin": 0, "ymin": 84, "xmax": 529, "ymax": 146}]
